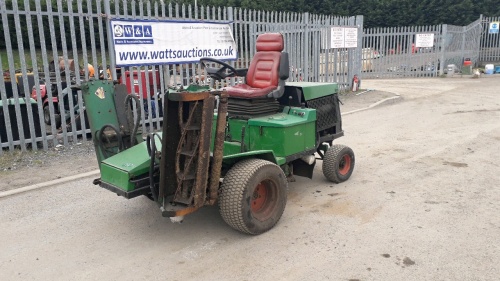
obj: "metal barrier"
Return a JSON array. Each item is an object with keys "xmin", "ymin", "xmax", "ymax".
[
  {"xmin": 0, "ymin": 1, "xmax": 360, "ymax": 153},
  {"xmin": 0, "ymin": 1, "xmax": 499, "ymax": 153},
  {"xmin": 362, "ymin": 18, "xmax": 483, "ymax": 79},
  {"xmin": 480, "ymin": 16, "xmax": 500, "ymax": 63}
]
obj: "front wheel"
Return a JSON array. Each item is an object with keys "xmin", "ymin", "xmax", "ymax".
[
  {"xmin": 322, "ymin": 144, "xmax": 355, "ymax": 183},
  {"xmin": 219, "ymin": 159, "xmax": 287, "ymax": 235},
  {"xmin": 43, "ymin": 105, "xmax": 61, "ymax": 128}
]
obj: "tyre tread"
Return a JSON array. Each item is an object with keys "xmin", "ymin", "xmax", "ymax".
[
  {"xmin": 322, "ymin": 144, "xmax": 355, "ymax": 183},
  {"xmin": 219, "ymin": 158, "xmax": 285, "ymax": 234}
]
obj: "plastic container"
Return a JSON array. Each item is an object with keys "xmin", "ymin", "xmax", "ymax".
[
  {"xmin": 485, "ymin": 64, "xmax": 494, "ymax": 75},
  {"xmin": 447, "ymin": 64, "xmax": 456, "ymax": 76},
  {"xmin": 462, "ymin": 65, "xmax": 472, "ymax": 75},
  {"xmin": 124, "ymin": 70, "xmax": 160, "ymax": 98},
  {"xmin": 495, "ymin": 66, "xmax": 500, "ymax": 73}
]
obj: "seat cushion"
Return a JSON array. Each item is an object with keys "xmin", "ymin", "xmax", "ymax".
[
  {"xmin": 225, "ymin": 83, "xmax": 278, "ymax": 99},
  {"xmin": 224, "ymin": 32, "xmax": 284, "ymax": 99},
  {"xmin": 256, "ymin": 33, "xmax": 284, "ymax": 52},
  {"xmin": 246, "ymin": 52, "xmax": 281, "ymax": 89}
]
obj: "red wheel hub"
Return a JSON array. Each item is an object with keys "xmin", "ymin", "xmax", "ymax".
[
  {"xmin": 250, "ymin": 180, "xmax": 277, "ymax": 221},
  {"xmin": 251, "ymin": 183, "xmax": 267, "ymax": 212},
  {"xmin": 338, "ymin": 154, "xmax": 352, "ymax": 175}
]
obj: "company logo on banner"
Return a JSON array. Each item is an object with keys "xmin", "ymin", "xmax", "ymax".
[
  {"xmin": 113, "ymin": 23, "xmax": 154, "ymax": 44},
  {"xmin": 110, "ymin": 19, "xmax": 237, "ymax": 66}
]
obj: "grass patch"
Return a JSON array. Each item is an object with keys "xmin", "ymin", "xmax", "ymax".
[
  {"xmin": 1, "ymin": 48, "xmax": 106, "ymax": 71},
  {"xmin": 1, "ymin": 49, "xmax": 43, "ymax": 70}
]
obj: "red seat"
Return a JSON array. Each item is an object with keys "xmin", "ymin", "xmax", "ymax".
[{"xmin": 225, "ymin": 33, "xmax": 288, "ymax": 99}]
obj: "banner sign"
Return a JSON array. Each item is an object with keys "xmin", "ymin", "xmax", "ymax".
[
  {"xmin": 110, "ymin": 19, "xmax": 237, "ymax": 66},
  {"xmin": 415, "ymin": 33, "xmax": 435, "ymax": 48}
]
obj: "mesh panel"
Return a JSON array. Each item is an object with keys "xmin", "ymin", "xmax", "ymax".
[{"xmin": 306, "ymin": 95, "xmax": 338, "ymax": 132}]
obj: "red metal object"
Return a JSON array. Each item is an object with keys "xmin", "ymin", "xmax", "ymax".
[
  {"xmin": 351, "ymin": 75, "xmax": 359, "ymax": 92},
  {"xmin": 338, "ymin": 154, "xmax": 352, "ymax": 176},
  {"xmin": 124, "ymin": 70, "xmax": 160, "ymax": 99},
  {"xmin": 31, "ymin": 84, "xmax": 47, "ymax": 100},
  {"xmin": 251, "ymin": 183, "xmax": 268, "ymax": 212},
  {"xmin": 250, "ymin": 180, "xmax": 278, "ymax": 221}
]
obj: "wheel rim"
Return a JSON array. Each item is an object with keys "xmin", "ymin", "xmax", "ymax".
[
  {"xmin": 338, "ymin": 154, "xmax": 352, "ymax": 176},
  {"xmin": 44, "ymin": 108, "xmax": 50, "ymax": 123},
  {"xmin": 251, "ymin": 180, "xmax": 278, "ymax": 221}
]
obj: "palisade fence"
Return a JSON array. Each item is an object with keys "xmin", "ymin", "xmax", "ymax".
[
  {"xmin": 0, "ymin": 0, "xmax": 362, "ymax": 154},
  {"xmin": 362, "ymin": 17, "xmax": 483, "ymax": 79},
  {"xmin": 0, "ymin": 1, "xmax": 499, "ymax": 154},
  {"xmin": 480, "ymin": 16, "xmax": 500, "ymax": 63}
]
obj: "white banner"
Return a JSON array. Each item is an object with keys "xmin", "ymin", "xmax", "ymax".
[
  {"xmin": 110, "ymin": 20, "xmax": 237, "ymax": 66},
  {"xmin": 415, "ymin": 33, "xmax": 434, "ymax": 48}
]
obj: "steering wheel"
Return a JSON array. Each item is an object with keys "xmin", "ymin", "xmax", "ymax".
[{"xmin": 200, "ymin": 57, "xmax": 237, "ymax": 81}]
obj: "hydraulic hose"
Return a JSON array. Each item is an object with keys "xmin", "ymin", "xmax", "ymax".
[
  {"xmin": 97, "ymin": 124, "xmax": 124, "ymax": 159},
  {"xmin": 146, "ymin": 133, "xmax": 162, "ymax": 204}
]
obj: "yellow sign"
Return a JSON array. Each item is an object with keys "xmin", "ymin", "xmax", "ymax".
[{"xmin": 95, "ymin": 87, "xmax": 105, "ymax": 99}]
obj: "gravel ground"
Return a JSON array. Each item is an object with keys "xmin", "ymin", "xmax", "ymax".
[
  {"xmin": 0, "ymin": 141, "xmax": 98, "ymax": 192},
  {"xmin": 0, "ymin": 89, "xmax": 398, "ymax": 192}
]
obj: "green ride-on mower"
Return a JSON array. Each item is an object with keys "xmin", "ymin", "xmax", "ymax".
[{"xmin": 81, "ymin": 33, "xmax": 355, "ymax": 235}]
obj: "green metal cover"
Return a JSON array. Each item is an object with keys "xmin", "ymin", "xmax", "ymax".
[
  {"xmin": 168, "ymin": 84, "xmax": 210, "ymax": 94},
  {"xmin": 81, "ymin": 80, "xmax": 119, "ymax": 135},
  {"xmin": 222, "ymin": 107, "xmax": 316, "ymax": 162},
  {"xmin": 100, "ymin": 137, "xmax": 162, "ymax": 192},
  {"xmin": 80, "ymin": 80, "xmax": 121, "ymax": 164},
  {"xmin": 285, "ymin": 82, "xmax": 338, "ymax": 100},
  {"xmin": 0, "ymin": 97, "xmax": 36, "ymax": 106},
  {"xmin": 247, "ymin": 122, "xmax": 316, "ymax": 159},
  {"xmin": 248, "ymin": 107, "xmax": 316, "ymax": 127}
]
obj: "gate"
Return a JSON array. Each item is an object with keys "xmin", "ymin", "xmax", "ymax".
[
  {"xmin": 480, "ymin": 16, "xmax": 500, "ymax": 63},
  {"xmin": 442, "ymin": 18, "xmax": 483, "ymax": 73},
  {"xmin": 362, "ymin": 18, "xmax": 482, "ymax": 79}
]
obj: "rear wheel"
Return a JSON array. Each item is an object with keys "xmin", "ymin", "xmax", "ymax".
[
  {"xmin": 322, "ymin": 144, "xmax": 355, "ymax": 183},
  {"xmin": 219, "ymin": 159, "xmax": 287, "ymax": 235}
]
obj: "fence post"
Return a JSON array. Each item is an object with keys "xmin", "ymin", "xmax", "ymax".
[
  {"xmin": 227, "ymin": 6, "xmax": 235, "ymax": 86},
  {"xmin": 303, "ymin": 12, "xmax": 309, "ymax": 82},
  {"xmin": 439, "ymin": 24, "xmax": 447, "ymax": 76},
  {"xmin": 104, "ymin": 0, "xmax": 117, "ymax": 81},
  {"xmin": 477, "ymin": 14, "xmax": 483, "ymax": 63},
  {"xmin": 354, "ymin": 15, "xmax": 364, "ymax": 82},
  {"xmin": 461, "ymin": 26, "xmax": 466, "ymax": 64}
]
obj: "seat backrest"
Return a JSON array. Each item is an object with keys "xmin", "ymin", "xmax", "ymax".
[{"xmin": 246, "ymin": 33, "xmax": 284, "ymax": 89}]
